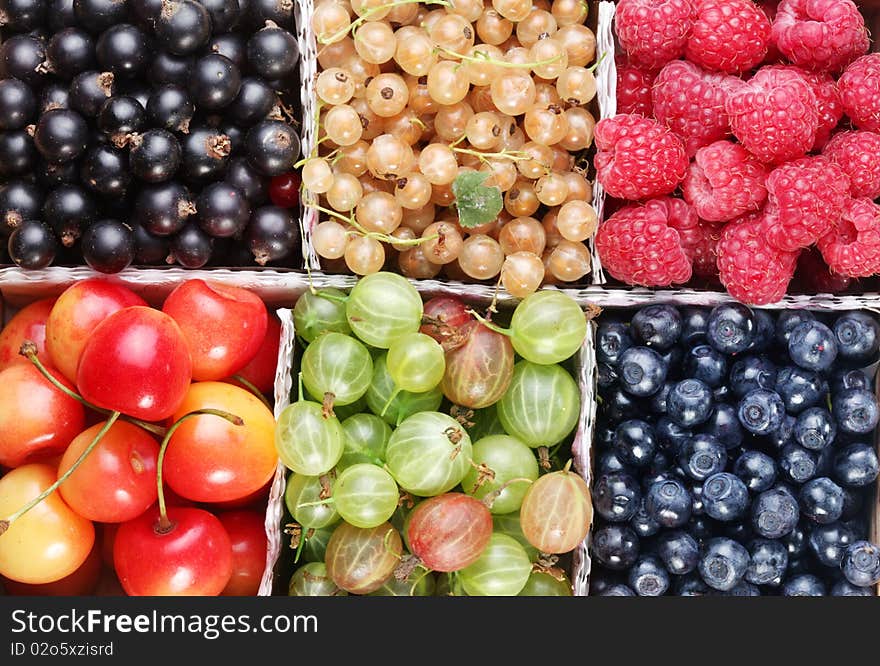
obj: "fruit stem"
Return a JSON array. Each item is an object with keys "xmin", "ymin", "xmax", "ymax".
[
  {"xmin": 466, "ymin": 309, "xmax": 512, "ymax": 337},
  {"xmin": 318, "ymin": 0, "xmax": 450, "ymax": 44},
  {"xmin": 294, "ymin": 497, "xmax": 336, "ymax": 508},
  {"xmin": 297, "ymin": 371, "xmax": 304, "ymax": 402},
  {"xmin": 0, "ymin": 412, "xmax": 121, "ymax": 535},
  {"xmin": 451, "ymin": 147, "xmax": 529, "ymax": 164},
  {"xmin": 380, "ymin": 388, "xmax": 401, "ymax": 417},
  {"xmin": 481, "ymin": 476, "xmax": 534, "ymax": 509},
  {"xmin": 587, "ymin": 51, "xmax": 607, "ymax": 73},
  {"xmin": 435, "ymin": 44, "xmax": 564, "ymax": 70},
  {"xmin": 155, "ymin": 409, "xmax": 244, "ymax": 531},
  {"xmin": 231, "ymin": 374, "xmax": 273, "ymax": 410},
  {"xmin": 307, "ymin": 203, "xmax": 438, "ymax": 247}
]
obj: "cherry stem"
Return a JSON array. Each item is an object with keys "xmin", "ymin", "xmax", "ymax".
[
  {"xmin": 0, "ymin": 412, "xmax": 121, "ymax": 535},
  {"xmin": 466, "ymin": 309, "xmax": 512, "ymax": 337},
  {"xmin": 231, "ymin": 374, "xmax": 273, "ymax": 410},
  {"xmin": 156, "ymin": 409, "xmax": 244, "ymax": 531}
]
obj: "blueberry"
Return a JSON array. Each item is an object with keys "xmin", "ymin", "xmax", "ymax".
[
  {"xmin": 591, "ymin": 525, "xmax": 639, "ymax": 571},
  {"xmin": 734, "ymin": 450, "xmax": 777, "ymax": 492},
  {"xmin": 782, "ymin": 574, "xmax": 826, "ymax": 596},
  {"xmin": 722, "ymin": 581, "xmax": 761, "ymax": 596},
  {"xmin": 799, "ymin": 477, "xmax": 844, "ymax": 524},
  {"xmin": 631, "ymin": 304, "xmax": 681, "ymax": 350},
  {"xmin": 738, "ymin": 388, "xmax": 785, "ymax": 435},
  {"xmin": 775, "ymin": 366, "xmax": 826, "ymax": 414},
  {"xmin": 655, "ymin": 417, "xmax": 691, "ymax": 454},
  {"xmin": 598, "ymin": 584, "xmax": 636, "ymax": 596},
  {"xmin": 616, "ymin": 346, "xmax": 668, "ymax": 397},
  {"xmin": 776, "ymin": 310, "xmax": 817, "ymax": 347},
  {"xmin": 684, "ymin": 345, "xmax": 728, "ymax": 388},
  {"xmin": 833, "ymin": 311, "xmax": 880, "ymax": 365},
  {"xmin": 830, "ymin": 579, "xmax": 872, "ymax": 596},
  {"xmin": 832, "ymin": 442, "xmax": 880, "ymax": 487},
  {"xmin": 596, "ymin": 321, "xmax": 633, "ymax": 365},
  {"xmin": 681, "ymin": 307, "xmax": 710, "ymax": 345},
  {"xmin": 747, "ymin": 309, "xmax": 775, "ymax": 353},
  {"xmin": 627, "ymin": 555, "xmax": 670, "ymax": 596},
  {"xmin": 630, "ymin": 498, "xmax": 661, "ymax": 538},
  {"xmin": 707, "ymin": 303, "xmax": 755, "ymax": 354},
  {"xmin": 767, "ymin": 414, "xmax": 796, "ymax": 450},
  {"xmin": 712, "ymin": 384, "xmax": 731, "ymax": 403},
  {"xmin": 648, "ymin": 381, "xmax": 674, "ymax": 415},
  {"xmin": 730, "ymin": 355, "xmax": 777, "ymax": 398},
  {"xmin": 702, "ymin": 472, "xmax": 749, "ymax": 522},
  {"xmin": 613, "ymin": 420, "xmax": 657, "ymax": 468},
  {"xmin": 678, "ymin": 433, "xmax": 727, "ymax": 481},
  {"xmin": 841, "ymin": 541, "xmax": 880, "ymax": 587},
  {"xmin": 745, "ymin": 539, "xmax": 788, "ymax": 586},
  {"xmin": 808, "ymin": 521, "xmax": 857, "ymax": 567},
  {"xmin": 833, "ymin": 388, "xmax": 879, "ymax": 435},
  {"xmin": 646, "ymin": 450, "xmax": 672, "ymax": 479},
  {"xmin": 794, "ymin": 407, "xmax": 836, "ymax": 451},
  {"xmin": 645, "ymin": 478, "xmax": 692, "ymax": 528},
  {"xmin": 698, "ymin": 537, "xmax": 749, "ymax": 591},
  {"xmin": 674, "ymin": 573, "xmax": 712, "ymax": 596},
  {"xmin": 597, "ymin": 363, "xmax": 618, "ymax": 390},
  {"xmin": 788, "ymin": 320, "xmax": 838, "ymax": 372},
  {"xmin": 831, "ymin": 368, "xmax": 872, "ymax": 393},
  {"xmin": 657, "ymin": 530, "xmax": 699, "ymax": 575},
  {"xmin": 597, "ymin": 449, "xmax": 632, "ymax": 476},
  {"xmin": 667, "ymin": 378, "xmax": 714, "ymax": 428},
  {"xmin": 698, "ymin": 404, "xmax": 743, "ymax": 451},
  {"xmin": 602, "ymin": 386, "xmax": 644, "ymax": 423},
  {"xmin": 597, "ymin": 425, "xmax": 617, "ymax": 449},
  {"xmin": 594, "ymin": 472, "xmax": 641, "ymax": 523},
  {"xmin": 752, "ymin": 487, "xmax": 800, "ymax": 539},
  {"xmin": 690, "ymin": 483, "xmax": 704, "ymax": 516},
  {"xmin": 779, "ymin": 444, "xmax": 818, "ymax": 484}
]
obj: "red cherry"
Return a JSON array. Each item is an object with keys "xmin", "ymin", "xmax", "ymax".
[
  {"xmin": 162, "ymin": 279, "xmax": 268, "ymax": 382},
  {"xmin": 269, "ymin": 172, "xmax": 300, "ymax": 208},
  {"xmin": 0, "ymin": 298, "xmax": 55, "ymax": 372},
  {"xmin": 77, "ymin": 307, "xmax": 192, "ymax": 422},
  {"xmin": 114, "ymin": 506, "xmax": 233, "ymax": 596},
  {"xmin": 226, "ymin": 315, "xmax": 281, "ymax": 395},
  {"xmin": 219, "ymin": 510, "xmax": 268, "ymax": 596}
]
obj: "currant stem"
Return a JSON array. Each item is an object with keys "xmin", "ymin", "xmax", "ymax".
[
  {"xmin": 319, "ymin": 0, "xmax": 450, "ymax": 45},
  {"xmin": 230, "ymin": 374, "xmax": 273, "ymax": 411},
  {"xmin": 156, "ymin": 409, "xmax": 244, "ymax": 531},
  {"xmin": 435, "ymin": 45, "xmax": 563, "ymax": 70},
  {"xmin": 451, "ymin": 147, "xmax": 529, "ymax": 163},
  {"xmin": 308, "ymin": 203, "xmax": 439, "ymax": 247}
]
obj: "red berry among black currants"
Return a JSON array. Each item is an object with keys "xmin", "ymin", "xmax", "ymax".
[
  {"xmin": 45, "ymin": 28, "xmax": 95, "ymax": 80},
  {"xmin": 95, "ymin": 23, "xmax": 150, "ymax": 79},
  {"xmin": 154, "ymin": 0, "xmax": 212, "ymax": 56},
  {"xmin": 268, "ymin": 171, "xmax": 299, "ymax": 208},
  {"xmin": 80, "ymin": 218, "xmax": 134, "ymax": 273},
  {"xmin": 196, "ymin": 182, "xmax": 251, "ymax": 238},
  {"xmin": 246, "ymin": 22, "xmax": 298, "ymax": 81},
  {"xmin": 7, "ymin": 219, "xmax": 57, "ymax": 269},
  {"xmin": 128, "ymin": 128, "xmax": 181, "ymax": 182},
  {"xmin": 0, "ymin": 78, "xmax": 37, "ymax": 130},
  {"xmin": 134, "ymin": 181, "xmax": 194, "ymax": 236},
  {"xmin": 245, "ymin": 119, "xmax": 299, "ymax": 176},
  {"xmin": 68, "ymin": 70, "xmax": 115, "ymax": 116}
]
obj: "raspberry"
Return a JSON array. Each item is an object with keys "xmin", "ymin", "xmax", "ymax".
[
  {"xmin": 652, "ymin": 60, "xmax": 739, "ymax": 156},
  {"xmin": 594, "ymin": 114, "xmax": 689, "ymax": 200},
  {"xmin": 759, "ymin": 1, "xmax": 784, "ymax": 64},
  {"xmin": 794, "ymin": 247, "xmax": 852, "ymax": 294},
  {"xmin": 716, "ymin": 213, "xmax": 799, "ymax": 304},
  {"xmin": 772, "ymin": 0, "xmax": 868, "ymax": 73},
  {"xmin": 690, "ymin": 221, "xmax": 722, "ymax": 278},
  {"xmin": 615, "ymin": 55, "xmax": 655, "ymax": 116},
  {"xmin": 685, "ymin": 0, "xmax": 772, "ymax": 74},
  {"xmin": 763, "ymin": 155, "xmax": 850, "ymax": 252},
  {"xmin": 595, "ymin": 197, "xmax": 694, "ymax": 286},
  {"xmin": 822, "ymin": 131, "xmax": 880, "ymax": 199},
  {"xmin": 682, "ymin": 140, "xmax": 769, "ymax": 222},
  {"xmin": 817, "ymin": 198, "xmax": 880, "ymax": 278},
  {"xmin": 761, "ymin": 65, "xmax": 842, "ymax": 150},
  {"xmin": 725, "ymin": 65, "xmax": 818, "ymax": 164},
  {"xmin": 838, "ymin": 53, "xmax": 880, "ymax": 132},
  {"xmin": 615, "ymin": 0, "xmax": 696, "ymax": 70}
]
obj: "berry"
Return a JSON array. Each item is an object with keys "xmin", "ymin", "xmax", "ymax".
[
  {"xmin": 245, "ymin": 119, "xmax": 301, "ymax": 177},
  {"xmin": 809, "ymin": 522, "xmax": 856, "ymax": 568},
  {"xmin": 799, "ymin": 477, "xmax": 844, "ymax": 524},
  {"xmin": 645, "ymin": 478, "xmax": 692, "ymax": 528},
  {"xmin": 681, "ymin": 140, "xmax": 768, "ymax": 223},
  {"xmin": 685, "ymin": 0, "xmax": 771, "ymax": 74},
  {"xmin": 684, "ymin": 345, "xmax": 727, "ymax": 388},
  {"xmin": 833, "ymin": 442, "xmax": 879, "ymax": 488},
  {"xmin": 227, "ymin": 77, "xmax": 277, "ymax": 128},
  {"xmin": 775, "ymin": 366, "xmax": 826, "ymax": 414},
  {"xmin": 655, "ymin": 417, "xmax": 691, "ymax": 455},
  {"xmin": 681, "ymin": 307, "xmax": 710, "ymax": 345},
  {"xmin": 594, "ymin": 472, "xmax": 642, "ymax": 523},
  {"xmin": 199, "ymin": 0, "xmax": 240, "ymax": 33},
  {"xmin": 667, "ymin": 378, "xmax": 713, "ymax": 428},
  {"xmin": 831, "ymin": 368, "xmax": 871, "ymax": 393},
  {"xmin": 779, "ymin": 444, "xmax": 817, "ymax": 483},
  {"xmin": 617, "ymin": 346, "xmax": 668, "ymax": 397},
  {"xmin": 196, "ymin": 182, "xmax": 251, "ymax": 239},
  {"xmin": 702, "ymin": 472, "xmax": 748, "ymax": 523},
  {"xmin": 730, "ymin": 355, "xmax": 777, "ymax": 398},
  {"xmin": 593, "ymin": 114, "xmax": 688, "ymax": 200},
  {"xmin": 45, "ymin": 28, "xmax": 95, "ymax": 80},
  {"xmin": 794, "ymin": 407, "xmax": 836, "ymax": 451},
  {"xmin": 614, "ymin": 419, "xmax": 657, "ymax": 468},
  {"xmin": 191, "ymin": 54, "xmax": 242, "ymax": 111},
  {"xmin": 707, "ymin": 303, "xmax": 755, "ymax": 354},
  {"xmin": 182, "ymin": 127, "xmax": 231, "ymax": 182},
  {"xmin": 631, "ymin": 304, "xmax": 682, "ymax": 350},
  {"xmin": 699, "ymin": 537, "xmax": 749, "ymax": 591},
  {"xmin": 0, "ymin": 179, "xmax": 41, "ymax": 233},
  {"xmin": 80, "ymin": 219, "xmax": 134, "ymax": 273},
  {"xmin": 751, "ymin": 487, "xmax": 799, "ymax": 539},
  {"xmin": 840, "ymin": 541, "xmax": 880, "ymax": 588},
  {"xmin": 246, "ymin": 23, "xmax": 299, "ymax": 81},
  {"xmin": 734, "ymin": 450, "xmax": 777, "ymax": 493},
  {"xmin": 738, "ymin": 388, "xmax": 785, "ymax": 436},
  {"xmin": 227, "ymin": 158, "xmax": 268, "ymax": 205},
  {"xmin": 146, "ymin": 85, "xmax": 194, "ymax": 134},
  {"xmin": 614, "ymin": 0, "xmax": 695, "ymax": 70},
  {"xmin": 154, "ymin": 0, "xmax": 211, "ymax": 56},
  {"xmin": 627, "ymin": 555, "xmax": 670, "ymax": 596},
  {"xmin": 168, "ymin": 223, "xmax": 212, "ymax": 268},
  {"xmin": 788, "ymin": 320, "xmax": 837, "ymax": 372},
  {"xmin": 776, "ymin": 310, "xmax": 816, "ymax": 346},
  {"xmin": 597, "ymin": 321, "xmax": 634, "ymax": 366},
  {"xmin": 128, "ymin": 129, "xmax": 181, "ymax": 183},
  {"xmin": 69, "ymin": 70, "xmax": 115, "ymax": 117},
  {"xmin": 591, "ymin": 525, "xmax": 639, "ymax": 571},
  {"xmin": 675, "ymin": 573, "xmax": 711, "ymax": 596},
  {"xmin": 781, "ymin": 574, "xmax": 825, "ymax": 596},
  {"xmin": 818, "ymin": 198, "xmax": 880, "ymax": 279},
  {"xmin": 725, "ymin": 65, "xmax": 817, "ymax": 164},
  {"xmin": 80, "ymin": 144, "xmax": 129, "ymax": 197},
  {"xmin": 148, "ymin": 51, "xmax": 194, "ymax": 87},
  {"xmin": 793, "ymin": 247, "xmax": 853, "ymax": 296},
  {"xmin": 772, "ymin": 0, "xmax": 868, "ymax": 73},
  {"xmin": 745, "ymin": 539, "xmax": 788, "ymax": 586},
  {"xmin": 598, "ymin": 584, "xmax": 636, "ymax": 597},
  {"xmin": 42, "ymin": 183, "xmax": 95, "ymax": 246},
  {"xmin": 656, "ymin": 530, "xmax": 699, "ymax": 575},
  {"xmin": 73, "ymin": 0, "xmax": 129, "ymax": 34},
  {"xmin": 95, "ymin": 24, "xmax": 149, "ymax": 79},
  {"xmin": 32, "ymin": 107, "xmax": 88, "ymax": 162},
  {"xmin": 689, "ymin": 221, "xmax": 720, "ymax": 279},
  {"xmin": 838, "ymin": 53, "xmax": 880, "ymax": 132},
  {"xmin": 700, "ymin": 403, "xmax": 743, "ymax": 450},
  {"xmin": 1, "ymin": 35, "xmax": 47, "ymax": 87},
  {"xmin": 678, "ymin": 433, "xmax": 727, "ymax": 482},
  {"xmin": 98, "ymin": 96, "xmax": 146, "ymax": 144},
  {"xmin": 7, "ymin": 220, "xmax": 57, "ymax": 269},
  {"xmin": 245, "ymin": 205, "xmax": 298, "ymax": 266},
  {"xmin": 833, "ymin": 311, "xmax": 880, "ymax": 364},
  {"xmin": 831, "ymin": 580, "xmax": 872, "ymax": 596},
  {"xmin": 797, "ymin": 70, "xmax": 843, "ymax": 151},
  {"xmin": 832, "ymin": 388, "xmax": 880, "ymax": 435},
  {"xmin": 614, "ymin": 55, "xmax": 654, "ymax": 116},
  {"xmin": 0, "ymin": 78, "xmax": 36, "ymax": 130}
]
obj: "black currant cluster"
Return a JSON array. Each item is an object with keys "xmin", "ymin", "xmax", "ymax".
[
  {"xmin": 0, "ymin": 0, "xmax": 302, "ymax": 272},
  {"xmin": 590, "ymin": 304, "xmax": 880, "ymax": 596}
]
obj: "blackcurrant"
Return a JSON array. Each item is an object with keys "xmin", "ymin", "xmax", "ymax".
[
  {"xmin": 0, "ymin": 130, "xmax": 37, "ymax": 177},
  {"xmin": 245, "ymin": 0, "xmax": 294, "ymax": 30},
  {"xmin": 154, "ymin": 0, "xmax": 211, "ymax": 56},
  {"xmin": 0, "ymin": 180, "xmax": 42, "ymax": 235},
  {"xmin": 36, "ymin": 159, "xmax": 78, "ymax": 187},
  {"xmin": 80, "ymin": 218, "xmax": 134, "ymax": 273},
  {"xmin": 147, "ymin": 51, "xmax": 194, "ymax": 86},
  {"xmin": 95, "ymin": 23, "xmax": 150, "ymax": 79},
  {"xmin": 196, "ymin": 182, "xmax": 251, "ymax": 238},
  {"xmin": 7, "ymin": 219, "xmax": 57, "ymax": 269},
  {"xmin": 168, "ymin": 222, "xmax": 212, "ymax": 268},
  {"xmin": 245, "ymin": 204, "xmax": 297, "ymax": 265},
  {"xmin": 97, "ymin": 95, "xmax": 146, "ymax": 145},
  {"xmin": 1, "ymin": 35, "xmax": 46, "ymax": 86},
  {"xmin": 48, "ymin": 0, "xmax": 76, "ymax": 31},
  {"xmin": 133, "ymin": 181, "xmax": 194, "ymax": 236},
  {"xmin": 0, "ymin": 78, "xmax": 36, "ymax": 129},
  {"xmin": 199, "ymin": 0, "xmax": 240, "ymax": 32},
  {"xmin": 208, "ymin": 32, "xmax": 246, "ymax": 68},
  {"xmin": 191, "ymin": 54, "xmax": 242, "ymax": 110},
  {"xmin": 68, "ymin": 70, "xmax": 115, "ymax": 116},
  {"xmin": 117, "ymin": 81, "xmax": 150, "ymax": 109},
  {"xmin": 225, "ymin": 156, "xmax": 268, "ymax": 205},
  {"xmin": 129, "ymin": 0, "xmax": 162, "ymax": 23},
  {"xmin": 72, "ymin": 0, "xmax": 129, "ymax": 34},
  {"xmin": 128, "ymin": 128, "xmax": 181, "ymax": 182},
  {"xmin": 0, "ymin": 0, "xmax": 48, "ymax": 32},
  {"xmin": 226, "ymin": 76, "xmax": 277, "ymax": 127},
  {"xmin": 246, "ymin": 24, "xmax": 298, "ymax": 81},
  {"xmin": 39, "ymin": 81, "xmax": 70, "ymax": 112},
  {"xmin": 33, "ymin": 107, "xmax": 89, "ymax": 162},
  {"xmin": 42, "ymin": 183, "xmax": 95, "ymax": 246},
  {"xmin": 45, "ymin": 28, "xmax": 95, "ymax": 80},
  {"xmin": 80, "ymin": 144, "xmax": 129, "ymax": 197},
  {"xmin": 182, "ymin": 126, "xmax": 231, "ymax": 182},
  {"xmin": 131, "ymin": 222, "xmax": 169, "ymax": 265},
  {"xmin": 245, "ymin": 119, "xmax": 300, "ymax": 176},
  {"xmin": 213, "ymin": 118, "xmax": 244, "ymax": 153}
]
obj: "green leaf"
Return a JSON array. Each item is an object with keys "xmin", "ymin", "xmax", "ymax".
[{"xmin": 452, "ymin": 171, "xmax": 503, "ymax": 229}]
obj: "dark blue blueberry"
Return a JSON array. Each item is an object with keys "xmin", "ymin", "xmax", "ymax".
[
  {"xmin": 631, "ymin": 304, "xmax": 682, "ymax": 350},
  {"xmin": 645, "ymin": 478, "xmax": 692, "ymax": 528},
  {"xmin": 702, "ymin": 472, "xmax": 749, "ymax": 522},
  {"xmin": 598, "ymin": 584, "xmax": 636, "ymax": 596},
  {"xmin": 675, "ymin": 573, "xmax": 712, "ymax": 596},
  {"xmin": 738, "ymin": 388, "xmax": 785, "ymax": 435},
  {"xmin": 794, "ymin": 407, "xmax": 836, "ymax": 451},
  {"xmin": 775, "ymin": 309, "xmax": 817, "ymax": 347},
  {"xmin": 799, "ymin": 477, "xmax": 844, "ymax": 524},
  {"xmin": 596, "ymin": 321, "xmax": 633, "ymax": 365},
  {"xmin": 690, "ymin": 483, "xmax": 704, "ymax": 516},
  {"xmin": 833, "ymin": 311, "xmax": 880, "ymax": 365},
  {"xmin": 788, "ymin": 320, "xmax": 838, "ymax": 372},
  {"xmin": 597, "ymin": 362, "xmax": 618, "ymax": 390},
  {"xmin": 648, "ymin": 381, "xmax": 674, "ymax": 415},
  {"xmin": 832, "ymin": 388, "xmax": 880, "ymax": 435},
  {"xmin": 613, "ymin": 419, "xmax": 657, "ymax": 468},
  {"xmin": 722, "ymin": 581, "xmax": 761, "ymax": 596},
  {"xmin": 657, "ymin": 530, "xmax": 699, "ymax": 575},
  {"xmin": 833, "ymin": 442, "xmax": 879, "ymax": 488},
  {"xmin": 779, "ymin": 444, "xmax": 818, "ymax": 484},
  {"xmin": 707, "ymin": 303, "xmax": 756, "ymax": 354},
  {"xmin": 831, "ymin": 368, "xmax": 872, "ymax": 393},
  {"xmin": 698, "ymin": 537, "xmax": 749, "ymax": 591},
  {"xmin": 630, "ymin": 498, "xmax": 661, "ymax": 538},
  {"xmin": 841, "ymin": 541, "xmax": 880, "ymax": 587},
  {"xmin": 597, "ymin": 425, "xmax": 617, "ymax": 449},
  {"xmin": 617, "ymin": 346, "xmax": 668, "ymax": 397},
  {"xmin": 783, "ymin": 524, "xmax": 808, "ymax": 558},
  {"xmin": 687, "ymin": 515, "xmax": 713, "ymax": 543},
  {"xmin": 597, "ymin": 449, "xmax": 632, "ymax": 476},
  {"xmin": 775, "ymin": 366, "xmax": 827, "ymax": 414},
  {"xmin": 700, "ymin": 404, "xmax": 744, "ymax": 450},
  {"xmin": 593, "ymin": 472, "xmax": 641, "ymax": 523},
  {"xmin": 627, "ymin": 555, "xmax": 670, "ymax": 596},
  {"xmin": 808, "ymin": 521, "xmax": 857, "ymax": 567},
  {"xmin": 647, "ymin": 450, "xmax": 671, "ymax": 476},
  {"xmin": 782, "ymin": 574, "xmax": 826, "ymax": 596},
  {"xmin": 730, "ymin": 355, "xmax": 777, "ymax": 398},
  {"xmin": 831, "ymin": 579, "xmax": 872, "ymax": 596},
  {"xmin": 767, "ymin": 414, "xmax": 796, "ymax": 450},
  {"xmin": 684, "ymin": 345, "xmax": 728, "ymax": 388},
  {"xmin": 590, "ymin": 525, "xmax": 639, "ymax": 571},
  {"xmin": 678, "ymin": 433, "xmax": 727, "ymax": 481},
  {"xmin": 840, "ymin": 486, "xmax": 864, "ymax": 521},
  {"xmin": 667, "ymin": 378, "xmax": 714, "ymax": 428},
  {"xmin": 747, "ymin": 309, "xmax": 775, "ymax": 353},
  {"xmin": 655, "ymin": 417, "xmax": 691, "ymax": 454},
  {"xmin": 641, "ymin": 469, "xmax": 676, "ymax": 492},
  {"xmin": 751, "ymin": 487, "xmax": 800, "ymax": 539},
  {"xmin": 659, "ymin": 346, "xmax": 683, "ymax": 377},
  {"xmin": 602, "ymin": 386, "xmax": 643, "ymax": 423},
  {"xmin": 681, "ymin": 307, "xmax": 710, "ymax": 345},
  {"xmin": 734, "ymin": 450, "xmax": 777, "ymax": 492},
  {"xmin": 745, "ymin": 539, "xmax": 788, "ymax": 586}
]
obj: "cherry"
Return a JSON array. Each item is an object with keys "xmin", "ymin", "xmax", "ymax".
[
  {"xmin": 227, "ymin": 314, "xmax": 281, "ymax": 395},
  {"xmin": 0, "ymin": 297, "xmax": 54, "ymax": 371},
  {"xmin": 2, "ymin": 539, "xmax": 102, "ymax": 596},
  {"xmin": 219, "ymin": 510, "xmax": 267, "ymax": 596},
  {"xmin": 268, "ymin": 172, "xmax": 300, "ymax": 208}
]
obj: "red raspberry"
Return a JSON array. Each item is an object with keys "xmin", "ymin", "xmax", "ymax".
[
  {"xmin": 685, "ymin": 0, "xmax": 772, "ymax": 74},
  {"xmin": 772, "ymin": 0, "xmax": 868, "ymax": 73},
  {"xmin": 762, "ymin": 65, "xmax": 841, "ymax": 149},
  {"xmin": 682, "ymin": 140, "xmax": 769, "ymax": 222},
  {"xmin": 822, "ymin": 131, "xmax": 880, "ymax": 199},
  {"xmin": 817, "ymin": 198, "xmax": 880, "ymax": 278},
  {"xmin": 615, "ymin": 55, "xmax": 655, "ymax": 116},
  {"xmin": 838, "ymin": 53, "xmax": 880, "ymax": 132},
  {"xmin": 652, "ymin": 60, "xmax": 739, "ymax": 156},
  {"xmin": 716, "ymin": 213, "xmax": 799, "ymax": 304},
  {"xmin": 690, "ymin": 221, "xmax": 722, "ymax": 278},
  {"xmin": 794, "ymin": 247, "xmax": 852, "ymax": 294},
  {"xmin": 725, "ymin": 65, "xmax": 817, "ymax": 164},
  {"xmin": 615, "ymin": 0, "xmax": 696, "ymax": 70},
  {"xmin": 763, "ymin": 155, "xmax": 850, "ymax": 252},
  {"xmin": 759, "ymin": 1, "xmax": 784, "ymax": 64},
  {"xmin": 595, "ymin": 197, "xmax": 694, "ymax": 286},
  {"xmin": 594, "ymin": 114, "xmax": 689, "ymax": 200}
]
